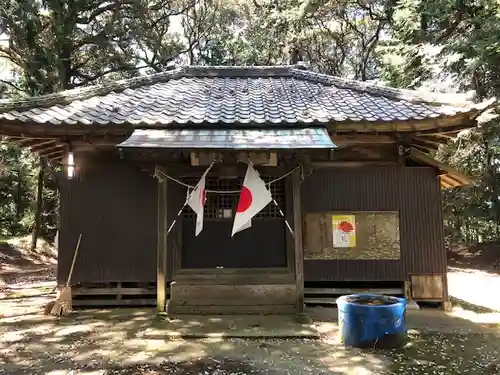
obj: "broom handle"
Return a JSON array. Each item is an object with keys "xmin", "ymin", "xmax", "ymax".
[{"xmin": 65, "ymin": 234, "xmax": 82, "ymax": 288}]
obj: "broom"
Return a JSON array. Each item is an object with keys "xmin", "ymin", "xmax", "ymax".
[{"xmin": 49, "ymin": 233, "xmax": 82, "ymax": 316}]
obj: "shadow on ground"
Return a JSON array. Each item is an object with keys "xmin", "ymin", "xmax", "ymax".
[
  {"xmin": 0, "ymin": 305, "xmax": 499, "ymax": 374},
  {"xmin": 310, "ymin": 307, "xmax": 500, "ymax": 374},
  {"xmin": 103, "ymin": 358, "xmax": 287, "ymax": 375},
  {"xmin": 0, "ymin": 308, "xmax": 388, "ymax": 375}
]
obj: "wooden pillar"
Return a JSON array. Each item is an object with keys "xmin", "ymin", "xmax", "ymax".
[
  {"xmin": 156, "ymin": 166, "xmax": 168, "ymax": 314},
  {"xmin": 31, "ymin": 158, "xmax": 45, "ymax": 250},
  {"xmin": 441, "ymin": 273, "xmax": 452, "ymax": 311},
  {"xmin": 292, "ymin": 167, "xmax": 305, "ymax": 313}
]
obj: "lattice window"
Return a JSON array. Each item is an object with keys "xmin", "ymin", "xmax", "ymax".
[{"xmin": 182, "ymin": 176, "xmax": 286, "ymax": 219}]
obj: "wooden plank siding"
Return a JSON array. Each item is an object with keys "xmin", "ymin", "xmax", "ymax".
[
  {"xmin": 58, "ymin": 155, "xmax": 184, "ymax": 285},
  {"xmin": 58, "ymin": 156, "xmax": 446, "ymax": 287},
  {"xmin": 301, "ymin": 166, "xmax": 446, "ymax": 282}
]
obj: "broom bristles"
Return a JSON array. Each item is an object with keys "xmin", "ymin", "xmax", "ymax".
[{"xmin": 48, "ymin": 287, "xmax": 73, "ymax": 316}]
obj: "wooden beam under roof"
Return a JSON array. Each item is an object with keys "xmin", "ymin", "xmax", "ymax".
[
  {"xmin": 412, "ymin": 144, "xmax": 433, "ymax": 154},
  {"xmin": 36, "ymin": 143, "xmax": 64, "ymax": 155},
  {"xmin": 331, "ymin": 113, "xmax": 473, "ymax": 133},
  {"xmin": 408, "ymin": 148, "xmax": 473, "ymax": 189},
  {"xmin": 24, "ymin": 139, "xmax": 58, "ymax": 149},
  {"xmin": 423, "ymin": 133, "xmax": 456, "ymax": 140},
  {"xmin": 41, "ymin": 149, "xmax": 64, "ymax": 160},
  {"xmin": 4, "ymin": 137, "xmax": 49, "ymax": 147},
  {"xmin": 415, "ymin": 124, "xmax": 475, "ymax": 136},
  {"xmin": 29, "ymin": 141, "xmax": 60, "ymax": 153},
  {"xmin": 414, "ymin": 135, "xmax": 446, "ymax": 147},
  {"xmin": 330, "ymin": 134, "xmax": 395, "ymax": 146},
  {"xmin": 412, "ymin": 138, "xmax": 440, "ymax": 151}
]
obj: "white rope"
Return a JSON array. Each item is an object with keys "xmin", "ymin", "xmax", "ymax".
[
  {"xmin": 155, "ymin": 165, "xmax": 300, "ymax": 194},
  {"xmin": 155, "ymin": 160, "xmax": 298, "ymax": 238}
]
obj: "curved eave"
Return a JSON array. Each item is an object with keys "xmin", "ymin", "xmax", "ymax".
[
  {"xmin": 1, "ymin": 136, "xmax": 66, "ymax": 163},
  {"xmin": 409, "ymin": 148, "xmax": 474, "ymax": 189},
  {"xmin": 0, "ymin": 110, "xmax": 483, "ymax": 136}
]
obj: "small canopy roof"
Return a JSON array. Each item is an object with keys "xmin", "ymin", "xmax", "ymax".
[{"xmin": 117, "ymin": 128, "xmax": 336, "ymax": 150}]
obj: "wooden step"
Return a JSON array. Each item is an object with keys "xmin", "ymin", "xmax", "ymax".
[
  {"xmin": 304, "ymin": 287, "xmax": 404, "ymax": 296},
  {"xmin": 72, "ymin": 298, "xmax": 156, "ymax": 307},
  {"xmin": 168, "ymin": 303, "xmax": 297, "ymax": 315},
  {"xmin": 171, "ymin": 283, "xmax": 296, "ymax": 306},
  {"xmin": 304, "ymin": 287, "xmax": 405, "ymax": 307},
  {"xmin": 304, "ymin": 298, "xmax": 337, "ymax": 305}
]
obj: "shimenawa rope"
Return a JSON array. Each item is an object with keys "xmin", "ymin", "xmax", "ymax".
[{"xmin": 153, "ymin": 165, "xmax": 300, "ymax": 194}]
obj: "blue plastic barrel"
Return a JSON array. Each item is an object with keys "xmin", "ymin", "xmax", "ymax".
[{"xmin": 337, "ymin": 294, "xmax": 407, "ymax": 348}]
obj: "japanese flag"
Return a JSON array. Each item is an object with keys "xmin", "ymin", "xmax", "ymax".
[
  {"xmin": 232, "ymin": 164, "xmax": 272, "ymax": 236},
  {"xmin": 187, "ymin": 171, "xmax": 208, "ymax": 236}
]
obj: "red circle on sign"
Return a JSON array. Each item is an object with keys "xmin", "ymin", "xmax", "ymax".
[
  {"xmin": 338, "ymin": 221, "xmax": 353, "ymax": 233},
  {"xmin": 236, "ymin": 186, "xmax": 253, "ymax": 213}
]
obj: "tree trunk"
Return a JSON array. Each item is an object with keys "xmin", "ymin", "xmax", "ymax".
[
  {"xmin": 31, "ymin": 158, "xmax": 45, "ymax": 251},
  {"xmin": 14, "ymin": 166, "xmax": 22, "ymax": 236}
]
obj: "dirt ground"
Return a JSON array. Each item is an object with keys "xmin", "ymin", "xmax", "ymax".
[
  {"xmin": 447, "ymin": 240, "xmax": 500, "ymax": 273},
  {"xmin": 1, "ymin": 271, "xmax": 500, "ymax": 375},
  {"xmin": 0, "ymin": 236, "xmax": 56, "ymax": 275},
  {"xmin": 1, "ymin": 240, "xmax": 500, "ymax": 374}
]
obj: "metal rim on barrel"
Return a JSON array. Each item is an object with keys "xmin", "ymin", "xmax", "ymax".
[{"xmin": 336, "ymin": 293, "xmax": 406, "ymax": 308}]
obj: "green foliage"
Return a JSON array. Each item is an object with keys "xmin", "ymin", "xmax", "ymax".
[
  {"xmin": 384, "ymin": 0, "xmax": 500, "ymax": 247},
  {"xmin": 0, "ymin": 142, "xmax": 36, "ymax": 236}
]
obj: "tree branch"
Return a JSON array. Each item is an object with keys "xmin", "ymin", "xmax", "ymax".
[
  {"xmin": 151, "ymin": 0, "xmax": 201, "ymax": 16},
  {"xmin": 73, "ymin": 64, "xmax": 150, "ymax": 85},
  {"xmin": 0, "ymin": 45, "xmax": 22, "ymax": 67},
  {"xmin": 360, "ymin": 21, "xmax": 385, "ymax": 80},
  {"xmin": 0, "ymin": 79, "xmax": 30, "ymax": 95},
  {"xmin": 77, "ymin": 0, "xmax": 135, "ymax": 24},
  {"xmin": 434, "ymin": 10, "xmax": 464, "ymax": 43}
]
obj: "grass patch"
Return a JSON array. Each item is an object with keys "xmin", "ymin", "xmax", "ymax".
[
  {"xmin": 5, "ymin": 290, "xmax": 25, "ymax": 299},
  {"xmin": 0, "ymin": 236, "xmax": 11, "ymax": 243},
  {"xmin": 36, "ymin": 285, "xmax": 53, "ymax": 293}
]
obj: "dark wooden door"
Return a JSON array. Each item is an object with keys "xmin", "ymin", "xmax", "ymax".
[{"xmin": 181, "ymin": 176, "xmax": 287, "ymax": 269}]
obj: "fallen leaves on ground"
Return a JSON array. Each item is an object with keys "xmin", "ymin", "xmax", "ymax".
[
  {"xmin": 378, "ymin": 330, "xmax": 500, "ymax": 375},
  {"xmin": 103, "ymin": 359, "xmax": 279, "ymax": 375}
]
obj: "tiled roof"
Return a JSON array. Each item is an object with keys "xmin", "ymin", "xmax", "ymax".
[{"xmin": 0, "ymin": 65, "xmax": 493, "ymax": 127}]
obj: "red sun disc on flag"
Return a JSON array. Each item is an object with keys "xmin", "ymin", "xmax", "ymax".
[
  {"xmin": 236, "ymin": 186, "xmax": 253, "ymax": 213},
  {"xmin": 338, "ymin": 221, "xmax": 353, "ymax": 233},
  {"xmin": 201, "ymin": 188, "xmax": 206, "ymax": 206}
]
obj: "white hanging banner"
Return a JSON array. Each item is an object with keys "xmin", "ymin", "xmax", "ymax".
[
  {"xmin": 186, "ymin": 165, "xmax": 212, "ymax": 236},
  {"xmin": 232, "ymin": 164, "xmax": 272, "ymax": 236},
  {"xmin": 241, "ymin": 219, "xmax": 252, "ymax": 231}
]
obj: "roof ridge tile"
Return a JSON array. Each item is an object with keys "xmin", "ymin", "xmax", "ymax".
[
  {"xmin": 289, "ymin": 68, "xmax": 482, "ymax": 108},
  {"xmin": 0, "ymin": 65, "xmax": 301, "ymax": 113}
]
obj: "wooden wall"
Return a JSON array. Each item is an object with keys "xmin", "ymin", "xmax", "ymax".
[
  {"xmin": 58, "ymin": 155, "xmax": 445, "ymax": 286},
  {"xmin": 57, "ymin": 154, "xmax": 182, "ymax": 285},
  {"xmin": 301, "ymin": 166, "xmax": 446, "ymax": 282}
]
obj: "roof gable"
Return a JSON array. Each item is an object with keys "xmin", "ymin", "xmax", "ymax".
[{"xmin": 0, "ymin": 65, "xmax": 494, "ymax": 127}]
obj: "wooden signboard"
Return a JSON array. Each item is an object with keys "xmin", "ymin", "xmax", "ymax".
[{"xmin": 303, "ymin": 212, "xmax": 401, "ymax": 260}]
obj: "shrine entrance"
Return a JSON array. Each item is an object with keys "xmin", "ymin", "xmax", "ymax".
[{"xmin": 181, "ymin": 176, "xmax": 288, "ymax": 269}]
